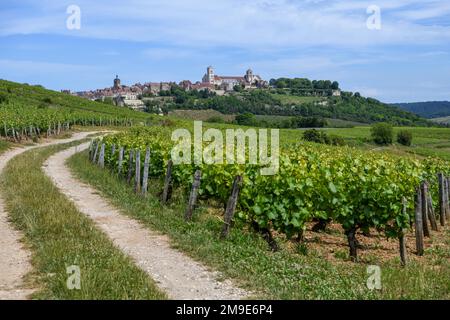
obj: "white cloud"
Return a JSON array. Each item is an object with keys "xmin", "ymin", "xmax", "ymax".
[{"xmin": 1, "ymin": 0, "xmax": 450, "ymax": 48}]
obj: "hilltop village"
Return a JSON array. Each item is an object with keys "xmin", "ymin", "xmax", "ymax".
[{"xmin": 65, "ymin": 67, "xmax": 271, "ymax": 111}]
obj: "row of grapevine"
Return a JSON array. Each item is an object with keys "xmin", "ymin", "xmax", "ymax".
[
  {"xmin": 0, "ymin": 102, "xmax": 136, "ymax": 140},
  {"xmin": 91, "ymin": 127, "xmax": 450, "ymax": 263}
]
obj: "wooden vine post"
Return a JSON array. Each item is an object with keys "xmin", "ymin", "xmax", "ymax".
[
  {"xmin": 421, "ymin": 182, "xmax": 430, "ymax": 237},
  {"xmin": 438, "ymin": 173, "xmax": 446, "ymax": 226},
  {"xmin": 221, "ymin": 176, "xmax": 243, "ymax": 239},
  {"xmin": 446, "ymin": 177, "xmax": 450, "ymax": 219},
  {"xmin": 399, "ymin": 197, "xmax": 408, "ymax": 266},
  {"xmin": 88, "ymin": 140, "xmax": 94, "ymax": 161},
  {"xmin": 127, "ymin": 149, "xmax": 134, "ymax": 185},
  {"xmin": 162, "ymin": 160, "xmax": 173, "ymax": 204},
  {"xmin": 118, "ymin": 147, "xmax": 124, "ymax": 175},
  {"xmin": 135, "ymin": 150, "xmax": 141, "ymax": 194},
  {"xmin": 98, "ymin": 144, "xmax": 105, "ymax": 168},
  {"xmin": 415, "ymin": 187, "xmax": 424, "ymax": 256},
  {"xmin": 427, "ymin": 188, "xmax": 438, "ymax": 232},
  {"xmin": 92, "ymin": 141, "xmax": 100, "ymax": 163},
  {"xmin": 185, "ymin": 170, "xmax": 202, "ymax": 221},
  {"xmin": 142, "ymin": 148, "xmax": 151, "ymax": 196},
  {"xmin": 111, "ymin": 144, "xmax": 116, "ymax": 159}
]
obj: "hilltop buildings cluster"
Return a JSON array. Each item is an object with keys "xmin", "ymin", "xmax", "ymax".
[{"xmin": 64, "ymin": 67, "xmax": 269, "ymax": 110}]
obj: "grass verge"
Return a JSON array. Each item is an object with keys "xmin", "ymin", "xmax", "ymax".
[
  {"xmin": 0, "ymin": 141, "xmax": 167, "ymax": 300},
  {"xmin": 0, "ymin": 140, "xmax": 11, "ymax": 154},
  {"xmin": 68, "ymin": 151, "xmax": 450, "ymax": 300}
]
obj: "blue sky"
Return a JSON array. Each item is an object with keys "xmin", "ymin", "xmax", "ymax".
[{"xmin": 1, "ymin": 0, "xmax": 450, "ymax": 103}]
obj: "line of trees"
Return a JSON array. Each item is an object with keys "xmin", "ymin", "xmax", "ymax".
[
  {"xmin": 269, "ymin": 78, "xmax": 340, "ymax": 90},
  {"xmin": 234, "ymin": 113, "xmax": 327, "ymax": 129}
]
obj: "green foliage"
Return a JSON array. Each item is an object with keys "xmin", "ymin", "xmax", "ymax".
[
  {"xmin": 165, "ymin": 86, "xmax": 430, "ymax": 126},
  {"xmin": 397, "ymin": 130, "xmax": 413, "ymax": 146},
  {"xmin": 393, "ymin": 101, "xmax": 450, "ymax": 119},
  {"xmin": 206, "ymin": 116, "xmax": 226, "ymax": 123},
  {"xmin": 0, "ymin": 92, "xmax": 8, "ymax": 104},
  {"xmin": 0, "ymin": 80, "xmax": 150, "ymax": 137},
  {"xmin": 371, "ymin": 123, "xmax": 394, "ymax": 145},
  {"xmin": 71, "ymin": 150, "xmax": 450, "ymax": 299},
  {"xmin": 303, "ymin": 129, "xmax": 345, "ymax": 146},
  {"xmin": 42, "ymin": 96, "xmax": 53, "ymax": 104},
  {"xmin": 303, "ymin": 129, "xmax": 328, "ymax": 144},
  {"xmin": 235, "ymin": 113, "xmax": 256, "ymax": 126},
  {"xmin": 292, "ymin": 116, "xmax": 327, "ymax": 128},
  {"xmin": 96, "ymin": 126, "xmax": 450, "ymax": 248},
  {"xmin": 270, "ymin": 77, "xmax": 340, "ymax": 91},
  {"xmin": 233, "ymin": 84, "xmax": 244, "ymax": 92},
  {"xmin": 102, "ymin": 97, "xmax": 115, "ymax": 105}
]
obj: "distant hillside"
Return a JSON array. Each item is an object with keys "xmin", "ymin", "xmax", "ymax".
[
  {"xmin": 0, "ymin": 79, "xmax": 149, "ymax": 121},
  {"xmin": 431, "ymin": 116, "xmax": 450, "ymax": 125},
  {"xmin": 392, "ymin": 101, "xmax": 450, "ymax": 119},
  {"xmin": 165, "ymin": 86, "xmax": 431, "ymax": 126}
]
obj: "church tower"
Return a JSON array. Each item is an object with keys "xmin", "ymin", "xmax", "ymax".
[
  {"xmin": 245, "ymin": 69, "xmax": 254, "ymax": 84},
  {"xmin": 113, "ymin": 75, "xmax": 121, "ymax": 90},
  {"xmin": 202, "ymin": 66, "xmax": 215, "ymax": 84}
]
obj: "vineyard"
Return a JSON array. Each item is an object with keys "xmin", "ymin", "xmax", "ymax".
[
  {"xmin": 0, "ymin": 80, "xmax": 149, "ymax": 140},
  {"xmin": 90, "ymin": 126, "xmax": 450, "ymax": 262}
]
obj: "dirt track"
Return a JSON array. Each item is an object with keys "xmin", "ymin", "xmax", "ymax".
[{"xmin": 43, "ymin": 142, "xmax": 249, "ymax": 300}]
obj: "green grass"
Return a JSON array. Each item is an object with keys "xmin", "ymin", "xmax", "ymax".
[
  {"xmin": 169, "ymin": 109, "xmax": 236, "ymax": 122},
  {"xmin": 0, "ymin": 141, "xmax": 167, "ymax": 300},
  {"xmin": 0, "ymin": 140, "xmax": 11, "ymax": 154},
  {"xmin": 279, "ymin": 126, "xmax": 450, "ymax": 160},
  {"xmin": 271, "ymin": 94, "xmax": 323, "ymax": 105},
  {"xmin": 68, "ymin": 152, "xmax": 450, "ymax": 300}
]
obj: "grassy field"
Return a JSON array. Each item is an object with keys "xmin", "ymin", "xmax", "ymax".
[
  {"xmin": 168, "ymin": 109, "xmax": 368, "ymax": 129},
  {"xmin": 280, "ymin": 126, "xmax": 450, "ymax": 160},
  {"xmin": 0, "ymin": 140, "xmax": 10, "ymax": 154},
  {"xmin": 271, "ymin": 94, "xmax": 324, "ymax": 105},
  {"xmin": 0, "ymin": 141, "xmax": 166, "ymax": 300},
  {"xmin": 169, "ymin": 109, "xmax": 235, "ymax": 122},
  {"xmin": 68, "ymin": 150, "xmax": 450, "ymax": 300}
]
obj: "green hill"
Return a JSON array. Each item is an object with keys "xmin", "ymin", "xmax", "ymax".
[
  {"xmin": 165, "ymin": 85, "xmax": 432, "ymax": 126},
  {"xmin": 392, "ymin": 101, "xmax": 450, "ymax": 118},
  {"xmin": 0, "ymin": 79, "xmax": 148, "ymax": 120},
  {"xmin": 0, "ymin": 80, "xmax": 151, "ymax": 139}
]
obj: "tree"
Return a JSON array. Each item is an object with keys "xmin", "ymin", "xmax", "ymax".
[
  {"xmin": 331, "ymin": 81, "xmax": 339, "ymax": 90},
  {"xmin": 397, "ymin": 130, "xmax": 413, "ymax": 146},
  {"xmin": 303, "ymin": 129, "xmax": 329, "ymax": 144},
  {"xmin": 233, "ymin": 84, "xmax": 244, "ymax": 92},
  {"xmin": 235, "ymin": 113, "xmax": 256, "ymax": 126},
  {"xmin": 371, "ymin": 123, "xmax": 393, "ymax": 145}
]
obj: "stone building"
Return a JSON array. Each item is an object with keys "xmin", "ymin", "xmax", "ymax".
[
  {"xmin": 201, "ymin": 66, "xmax": 267, "ymax": 90},
  {"xmin": 113, "ymin": 75, "xmax": 121, "ymax": 91}
]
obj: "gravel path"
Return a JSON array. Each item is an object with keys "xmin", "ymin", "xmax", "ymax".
[
  {"xmin": 43, "ymin": 142, "xmax": 250, "ymax": 300},
  {"xmin": 0, "ymin": 132, "xmax": 97, "ymax": 300}
]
